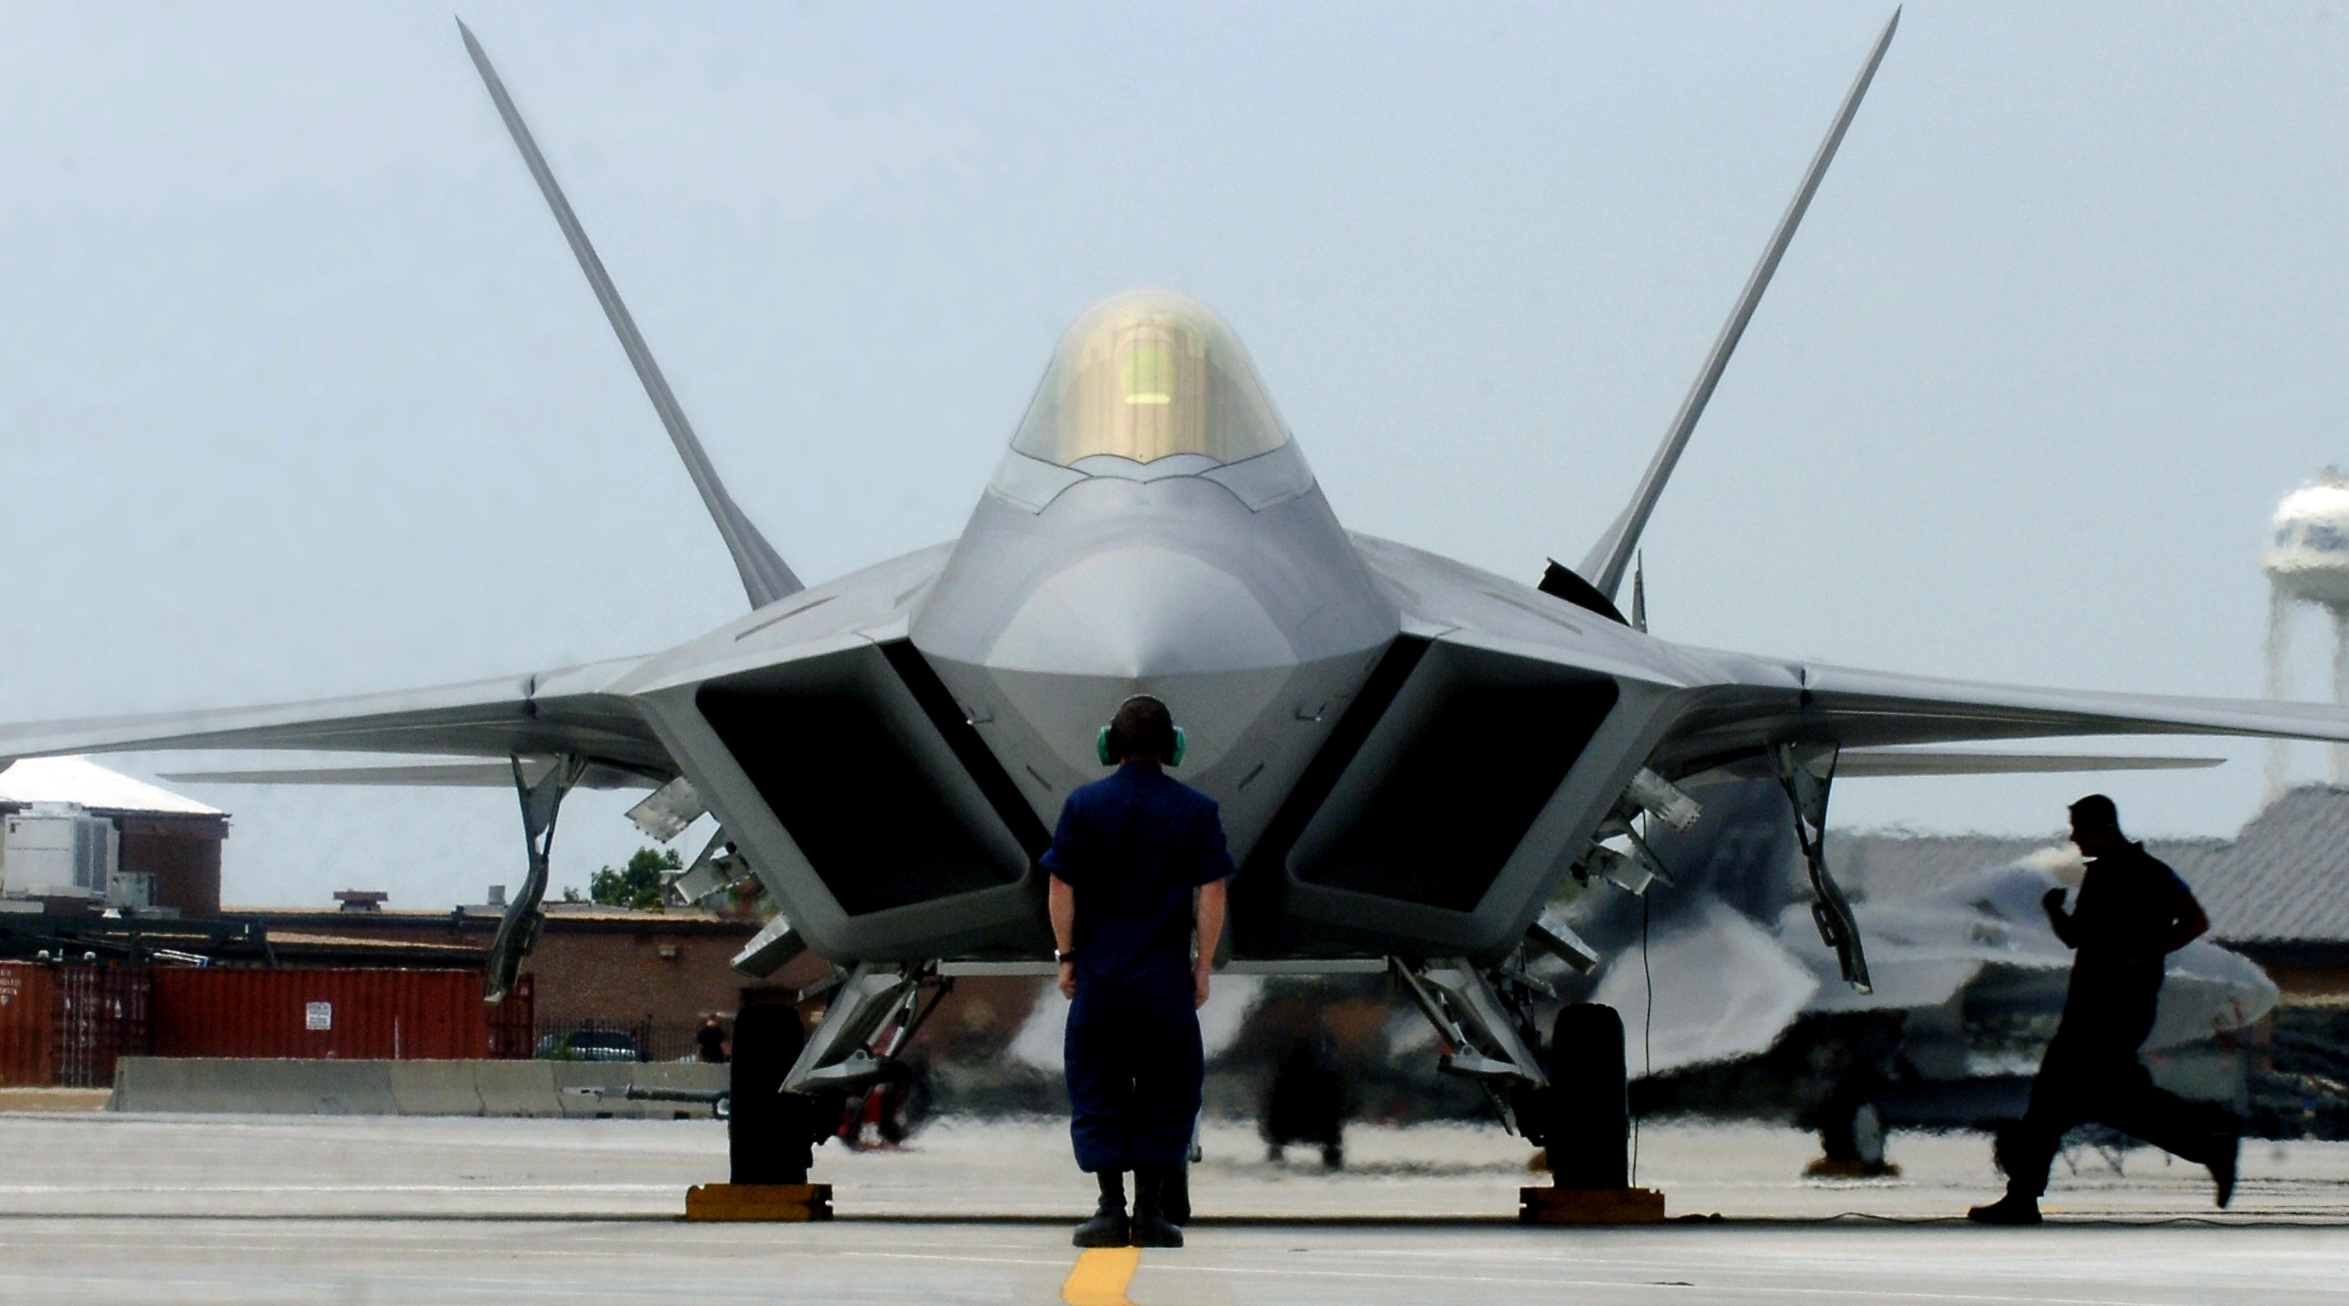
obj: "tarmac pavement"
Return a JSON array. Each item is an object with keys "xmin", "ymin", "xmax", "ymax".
[{"xmin": 0, "ymin": 1108, "xmax": 2342, "ymax": 1303}]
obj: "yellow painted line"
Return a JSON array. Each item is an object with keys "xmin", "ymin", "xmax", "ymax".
[{"xmin": 1061, "ymin": 1246, "xmax": 1140, "ymax": 1306}]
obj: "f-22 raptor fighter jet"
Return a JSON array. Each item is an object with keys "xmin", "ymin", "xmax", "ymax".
[{"xmin": 5, "ymin": 13, "xmax": 2342, "ymax": 1178}]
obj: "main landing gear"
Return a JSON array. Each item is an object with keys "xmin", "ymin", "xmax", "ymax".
[
  {"xmin": 1532, "ymin": 1003, "xmax": 1630, "ymax": 1189},
  {"xmin": 729, "ymin": 1004, "xmax": 816, "ymax": 1185},
  {"xmin": 1387, "ymin": 943, "xmax": 1657, "ymax": 1221},
  {"xmin": 682, "ymin": 1001, "xmax": 836, "ymax": 1221}
]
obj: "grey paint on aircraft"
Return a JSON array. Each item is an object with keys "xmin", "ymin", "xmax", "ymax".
[{"xmin": 10, "ymin": 19, "xmax": 2349, "ymax": 970}]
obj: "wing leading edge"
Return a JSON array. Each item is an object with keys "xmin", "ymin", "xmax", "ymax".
[
  {"xmin": 1652, "ymin": 660, "xmax": 2349, "ymax": 776},
  {"xmin": 0, "ymin": 655, "xmax": 670, "ymax": 778},
  {"xmin": 1689, "ymin": 747, "xmax": 2223, "ymax": 782},
  {"xmin": 154, "ymin": 761, "xmax": 659, "ymax": 790}
]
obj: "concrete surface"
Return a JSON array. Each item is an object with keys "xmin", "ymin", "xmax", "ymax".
[
  {"xmin": 108, "ymin": 1058, "xmax": 728, "ymax": 1118},
  {"xmin": 0, "ymin": 1088, "xmax": 108, "ymax": 1112},
  {"xmin": 0, "ymin": 1111, "xmax": 2341, "ymax": 1303}
]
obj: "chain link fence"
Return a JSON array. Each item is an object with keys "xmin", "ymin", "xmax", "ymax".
[{"xmin": 532, "ymin": 1015, "xmax": 714, "ymax": 1063}]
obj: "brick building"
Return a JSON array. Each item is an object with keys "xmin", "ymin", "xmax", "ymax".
[
  {"xmin": 0, "ymin": 759, "xmax": 833, "ymax": 1062},
  {"xmin": 0, "ymin": 757, "xmax": 225, "ymax": 916},
  {"xmin": 232, "ymin": 899, "xmax": 802, "ymax": 1056}
]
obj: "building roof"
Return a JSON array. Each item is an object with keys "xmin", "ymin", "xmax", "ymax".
[
  {"xmin": 223, "ymin": 904, "xmax": 761, "ymax": 937},
  {"xmin": 0, "ymin": 756, "xmax": 222, "ymax": 817},
  {"xmin": 263, "ymin": 931, "xmax": 486, "ymax": 963},
  {"xmin": 1831, "ymin": 785, "xmax": 2349, "ymax": 946},
  {"xmin": 2174, "ymin": 785, "xmax": 2349, "ymax": 944}
]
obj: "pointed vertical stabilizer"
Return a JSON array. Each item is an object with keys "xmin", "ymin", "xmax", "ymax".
[
  {"xmin": 458, "ymin": 19, "xmax": 802, "ymax": 608},
  {"xmin": 1577, "ymin": 10, "xmax": 1899, "ymax": 602}
]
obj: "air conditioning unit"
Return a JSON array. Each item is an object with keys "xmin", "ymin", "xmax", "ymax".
[{"xmin": 2, "ymin": 803, "xmax": 118, "ymax": 900}]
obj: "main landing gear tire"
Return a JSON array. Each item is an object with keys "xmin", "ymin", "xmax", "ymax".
[
  {"xmin": 1810, "ymin": 1098, "xmax": 1895, "ymax": 1177},
  {"xmin": 729, "ymin": 1003, "xmax": 814, "ymax": 1185},
  {"xmin": 1542, "ymin": 1002, "xmax": 1629, "ymax": 1189}
]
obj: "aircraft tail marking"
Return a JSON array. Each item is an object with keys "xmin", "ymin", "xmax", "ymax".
[
  {"xmin": 1577, "ymin": 9, "xmax": 1899, "ymax": 601},
  {"xmin": 457, "ymin": 19, "xmax": 803, "ymax": 608}
]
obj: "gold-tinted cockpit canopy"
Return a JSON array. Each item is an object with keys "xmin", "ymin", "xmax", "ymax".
[{"xmin": 1010, "ymin": 290, "xmax": 1291, "ymax": 467}]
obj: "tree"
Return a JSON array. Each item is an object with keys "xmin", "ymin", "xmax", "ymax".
[{"xmin": 590, "ymin": 846, "xmax": 681, "ymax": 910}]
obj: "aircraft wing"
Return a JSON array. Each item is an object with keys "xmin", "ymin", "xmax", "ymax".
[
  {"xmin": 1686, "ymin": 746, "xmax": 2222, "ymax": 782},
  {"xmin": 1654, "ymin": 661, "xmax": 2349, "ymax": 773},
  {"xmin": 1826, "ymin": 748, "xmax": 2222, "ymax": 776},
  {"xmin": 0, "ymin": 536, "xmax": 953, "ymax": 786},
  {"xmin": 1353, "ymin": 535, "xmax": 2349, "ymax": 772},
  {"xmin": 0, "ymin": 655, "xmax": 671, "ymax": 777},
  {"xmin": 152, "ymin": 761, "xmax": 660, "ymax": 790}
]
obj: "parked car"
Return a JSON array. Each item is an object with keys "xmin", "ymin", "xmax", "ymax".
[{"xmin": 535, "ymin": 1028, "xmax": 644, "ymax": 1062}]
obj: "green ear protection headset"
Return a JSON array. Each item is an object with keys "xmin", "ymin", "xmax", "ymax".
[
  {"xmin": 1096, "ymin": 725, "xmax": 1185, "ymax": 767},
  {"xmin": 1095, "ymin": 701, "xmax": 1187, "ymax": 767}
]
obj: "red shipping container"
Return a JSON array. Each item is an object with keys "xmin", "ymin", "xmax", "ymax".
[
  {"xmin": 53, "ymin": 965, "xmax": 150, "ymax": 1088},
  {"xmin": 2, "ymin": 965, "xmax": 532, "ymax": 1081},
  {"xmin": 0, "ymin": 963, "xmax": 57, "ymax": 1086},
  {"xmin": 0, "ymin": 963, "xmax": 153, "ymax": 1088},
  {"xmin": 487, "ymin": 973, "xmax": 533, "ymax": 1059},
  {"xmin": 150, "ymin": 969, "xmax": 498, "ymax": 1060}
]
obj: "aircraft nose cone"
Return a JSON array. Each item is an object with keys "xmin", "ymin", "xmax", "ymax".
[{"xmin": 984, "ymin": 544, "xmax": 1295, "ymax": 676}]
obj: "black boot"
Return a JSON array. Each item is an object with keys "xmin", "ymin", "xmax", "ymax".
[
  {"xmin": 1072, "ymin": 1170, "xmax": 1129, "ymax": 1248},
  {"xmin": 1966, "ymin": 1192, "xmax": 2041, "ymax": 1225},
  {"xmin": 2211, "ymin": 1129, "xmax": 2241, "ymax": 1209},
  {"xmin": 1132, "ymin": 1167, "xmax": 1184, "ymax": 1248},
  {"xmin": 1160, "ymin": 1162, "xmax": 1191, "ymax": 1226}
]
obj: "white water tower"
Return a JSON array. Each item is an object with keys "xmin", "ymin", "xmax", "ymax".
[{"xmin": 2263, "ymin": 468, "xmax": 2349, "ymax": 796}]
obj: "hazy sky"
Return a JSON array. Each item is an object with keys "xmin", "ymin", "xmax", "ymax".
[{"xmin": 4, "ymin": 2, "xmax": 2347, "ymax": 910}]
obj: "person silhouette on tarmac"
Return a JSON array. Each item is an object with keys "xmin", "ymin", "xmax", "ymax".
[
  {"xmin": 1968, "ymin": 794, "xmax": 2241, "ymax": 1224},
  {"xmin": 694, "ymin": 1014, "xmax": 729, "ymax": 1064},
  {"xmin": 1046, "ymin": 695, "xmax": 1233, "ymax": 1250}
]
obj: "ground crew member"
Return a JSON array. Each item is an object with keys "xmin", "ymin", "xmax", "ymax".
[
  {"xmin": 1045, "ymin": 695, "xmax": 1233, "ymax": 1249},
  {"xmin": 1968, "ymin": 794, "xmax": 2241, "ymax": 1224},
  {"xmin": 694, "ymin": 1014, "xmax": 728, "ymax": 1064}
]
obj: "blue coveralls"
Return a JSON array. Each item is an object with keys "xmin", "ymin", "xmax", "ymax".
[{"xmin": 1042, "ymin": 760, "xmax": 1235, "ymax": 1174}]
